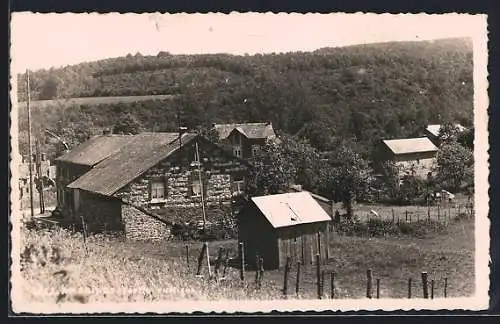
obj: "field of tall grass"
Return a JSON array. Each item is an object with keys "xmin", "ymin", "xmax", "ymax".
[
  {"xmin": 16, "ymin": 94, "xmax": 175, "ymax": 109},
  {"xmin": 17, "ymin": 211, "xmax": 475, "ymax": 305}
]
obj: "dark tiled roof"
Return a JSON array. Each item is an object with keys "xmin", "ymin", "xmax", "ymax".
[
  {"xmin": 67, "ymin": 133, "xmax": 197, "ymax": 196},
  {"xmin": 213, "ymin": 122, "xmax": 276, "ymax": 140},
  {"xmin": 55, "ymin": 135, "xmax": 132, "ymax": 166}
]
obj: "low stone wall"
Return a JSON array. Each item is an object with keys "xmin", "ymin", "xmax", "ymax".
[{"xmin": 122, "ymin": 204, "xmax": 172, "ymax": 241}]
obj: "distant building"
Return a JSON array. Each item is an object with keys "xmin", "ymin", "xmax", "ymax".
[
  {"xmin": 424, "ymin": 124, "xmax": 467, "ymax": 146},
  {"xmin": 238, "ymin": 191, "xmax": 332, "ymax": 269},
  {"xmin": 56, "ymin": 132, "xmax": 251, "ymax": 241},
  {"xmin": 211, "ymin": 122, "xmax": 276, "ymax": 160},
  {"xmin": 18, "ymin": 152, "xmax": 56, "ymax": 198},
  {"xmin": 374, "ymin": 137, "xmax": 438, "ymax": 179}
]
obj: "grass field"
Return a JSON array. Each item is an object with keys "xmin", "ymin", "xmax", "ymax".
[
  {"xmin": 16, "ymin": 94, "xmax": 175, "ymax": 109},
  {"xmin": 18, "ymin": 212, "xmax": 474, "ymax": 304}
]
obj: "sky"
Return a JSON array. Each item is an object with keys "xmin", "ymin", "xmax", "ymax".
[{"xmin": 10, "ymin": 12, "xmax": 486, "ymax": 75}]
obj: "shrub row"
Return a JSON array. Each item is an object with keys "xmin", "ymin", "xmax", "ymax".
[{"xmin": 335, "ymin": 218, "xmax": 449, "ymax": 238}]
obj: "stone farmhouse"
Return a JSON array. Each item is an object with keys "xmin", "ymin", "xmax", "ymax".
[
  {"xmin": 17, "ymin": 152, "xmax": 56, "ymax": 198},
  {"xmin": 55, "ymin": 132, "xmax": 251, "ymax": 240},
  {"xmin": 374, "ymin": 137, "xmax": 438, "ymax": 179},
  {"xmin": 211, "ymin": 122, "xmax": 276, "ymax": 160}
]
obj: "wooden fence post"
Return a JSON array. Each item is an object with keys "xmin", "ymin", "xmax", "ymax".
[
  {"xmin": 206, "ymin": 242, "xmax": 212, "ymax": 278},
  {"xmin": 239, "ymin": 242, "xmax": 245, "ymax": 281},
  {"xmin": 214, "ymin": 247, "xmax": 224, "ymax": 277},
  {"xmin": 185, "ymin": 244, "xmax": 190, "ymax": 269},
  {"xmin": 392, "ymin": 209, "xmax": 395, "ymax": 223},
  {"xmin": 405, "ymin": 209, "xmax": 408, "ymax": 222},
  {"xmin": 437, "ymin": 204, "xmax": 441, "ymax": 222},
  {"xmin": 321, "ymin": 270, "xmax": 326, "ymax": 298},
  {"xmin": 392, "ymin": 212, "xmax": 395, "ymax": 223},
  {"xmin": 330, "ymin": 272, "xmax": 336, "ymax": 299},
  {"xmin": 295, "ymin": 261, "xmax": 301, "ymax": 296},
  {"xmin": 221, "ymin": 249, "xmax": 230, "ymax": 279},
  {"xmin": 283, "ymin": 256, "xmax": 291, "ymax": 296},
  {"xmin": 196, "ymin": 242, "xmax": 208, "ymax": 276},
  {"xmin": 376, "ymin": 278, "xmax": 380, "ymax": 299},
  {"xmin": 427, "ymin": 204, "xmax": 431, "ymax": 222},
  {"xmin": 431, "ymin": 279, "xmax": 435, "ymax": 299},
  {"xmin": 366, "ymin": 268, "xmax": 373, "ymax": 299},
  {"xmin": 317, "ymin": 232, "xmax": 322, "ymax": 263},
  {"xmin": 259, "ymin": 257, "xmax": 264, "ymax": 288},
  {"xmin": 316, "ymin": 254, "xmax": 321, "ymax": 299},
  {"xmin": 421, "ymin": 272, "xmax": 429, "ymax": 299},
  {"xmin": 444, "ymin": 278, "xmax": 448, "ymax": 298},
  {"xmin": 408, "ymin": 278, "xmax": 412, "ymax": 299},
  {"xmin": 255, "ymin": 254, "xmax": 260, "ymax": 285}
]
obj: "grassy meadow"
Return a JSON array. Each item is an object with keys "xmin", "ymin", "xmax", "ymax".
[
  {"xmin": 16, "ymin": 94, "xmax": 175, "ymax": 109},
  {"xmin": 18, "ymin": 210, "xmax": 475, "ymax": 304}
]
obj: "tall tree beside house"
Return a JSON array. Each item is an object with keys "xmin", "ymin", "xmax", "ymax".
[
  {"xmin": 112, "ymin": 112, "xmax": 143, "ymax": 135},
  {"xmin": 457, "ymin": 126, "xmax": 474, "ymax": 150},
  {"xmin": 438, "ymin": 122, "xmax": 462, "ymax": 143},
  {"xmin": 318, "ymin": 143, "xmax": 372, "ymax": 220},
  {"xmin": 246, "ymin": 135, "xmax": 320, "ymax": 196},
  {"xmin": 435, "ymin": 141, "xmax": 474, "ymax": 192}
]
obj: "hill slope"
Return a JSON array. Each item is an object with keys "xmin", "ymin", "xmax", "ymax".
[{"xmin": 16, "ymin": 37, "xmax": 473, "ymax": 159}]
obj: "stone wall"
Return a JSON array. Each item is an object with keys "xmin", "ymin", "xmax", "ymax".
[
  {"xmin": 114, "ymin": 140, "xmax": 248, "ymax": 227},
  {"xmin": 122, "ymin": 204, "xmax": 171, "ymax": 241}
]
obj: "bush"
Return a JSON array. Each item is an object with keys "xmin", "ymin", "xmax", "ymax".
[{"xmin": 335, "ymin": 217, "xmax": 448, "ymax": 238}]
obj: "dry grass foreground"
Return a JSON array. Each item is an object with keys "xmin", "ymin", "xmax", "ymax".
[{"xmin": 18, "ymin": 216, "xmax": 474, "ymax": 305}]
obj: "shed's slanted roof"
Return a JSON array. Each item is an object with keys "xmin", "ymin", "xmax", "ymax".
[
  {"xmin": 382, "ymin": 137, "xmax": 438, "ymax": 155},
  {"xmin": 251, "ymin": 192, "xmax": 331, "ymax": 229},
  {"xmin": 213, "ymin": 122, "xmax": 276, "ymax": 140},
  {"xmin": 67, "ymin": 132, "xmax": 197, "ymax": 196},
  {"xmin": 425, "ymin": 124, "xmax": 467, "ymax": 138},
  {"xmin": 55, "ymin": 135, "xmax": 132, "ymax": 166}
]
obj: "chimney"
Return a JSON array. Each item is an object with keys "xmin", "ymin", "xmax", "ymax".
[{"xmin": 41, "ymin": 153, "xmax": 46, "ymax": 161}]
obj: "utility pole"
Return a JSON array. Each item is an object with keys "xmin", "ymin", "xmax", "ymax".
[
  {"xmin": 26, "ymin": 69, "xmax": 35, "ymax": 218},
  {"xmin": 35, "ymin": 138, "xmax": 45, "ymax": 214},
  {"xmin": 195, "ymin": 141, "xmax": 207, "ymax": 230}
]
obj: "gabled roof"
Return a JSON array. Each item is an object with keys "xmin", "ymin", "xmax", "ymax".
[
  {"xmin": 67, "ymin": 133, "xmax": 196, "ymax": 196},
  {"xmin": 251, "ymin": 192, "xmax": 331, "ymax": 229},
  {"xmin": 55, "ymin": 135, "xmax": 132, "ymax": 166},
  {"xmin": 382, "ymin": 137, "xmax": 438, "ymax": 155},
  {"xmin": 425, "ymin": 124, "xmax": 467, "ymax": 138},
  {"xmin": 213, "ymin": 122, "xmax": 276, "ymax": 140}
]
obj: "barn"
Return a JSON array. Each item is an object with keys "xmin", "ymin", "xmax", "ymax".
[{"xmin": 238, "ymin": 191, "xmax": 332, "ymax": 270}]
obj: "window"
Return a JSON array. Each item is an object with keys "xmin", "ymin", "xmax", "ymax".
[
  {"xmin": 150, "ymin": 181, "xmax": 165, "ymax": 200},
  {"xmin": 192, "ymin": 179, "xmax": 202, "ymax": 197},
  {"xmin": 232, "ymin": 145, "xmax": 242, "ymax": 158},
  {"xmin": 251, "ymin": 144, "xmax": 260, "ymax": 157}
]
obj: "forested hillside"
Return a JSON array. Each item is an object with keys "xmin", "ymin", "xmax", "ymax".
[{"xmin": 16, "ymin": 37, "xmax": 473, "ymax": 160}]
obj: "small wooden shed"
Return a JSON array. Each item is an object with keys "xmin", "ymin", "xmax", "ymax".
[{"xmin": 238, "ymin": 192, "xmax": 332, "ymax": 270}]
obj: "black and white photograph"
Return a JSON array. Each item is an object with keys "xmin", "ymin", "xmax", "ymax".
[{"xmin": 9, "ymin": 12, "xmax": 489, "ymax": 313}]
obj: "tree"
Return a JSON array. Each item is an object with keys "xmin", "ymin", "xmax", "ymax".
[
  {"xmin": 246, "ymin": 135, "xmax": 320, "ymax": 196},
  {"xmin": 39, "ymin": 77, "xmax": 59, "ymax": 100},
  {"xmin": 438, "ymin": 122, "xmax": 461, "ymax": 143},
  {"xmin": 458, "ymin": 126, "xmax": 474, "ymax": 150},
  {"xmin": 318, "ymin": 143, "xmax": 372, "ymax": 219},
  {"xmin": 112, "ymin": 113, "xmax": 143, "ymax": 135},
  {"xmin": 436, "ymin": 142, "xmax": 474, "ymax": 192}
]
